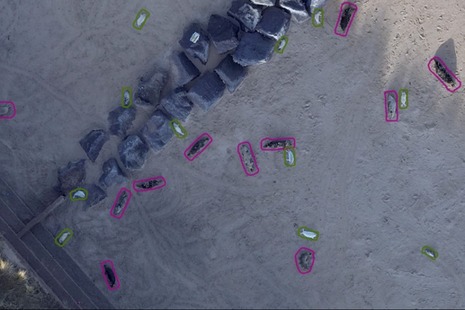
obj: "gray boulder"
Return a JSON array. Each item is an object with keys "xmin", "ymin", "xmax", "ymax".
[
  {"xmin": 228, "ymin": 0, "xmax": 262, "ymax": 31},
  {"xmin": 304, "ymin": 0, "xmax": 329, "ymax": 14},
  {"xmin": 251, "ymin": 0, "xmax": 276, "ymax": 6},
  {"xmin": 134, "ymin": 69, "xmax": 168, "ymax": 106},
  {"xmin": 85, "ymin": 184, "xmax": 107, "ymax": 208},
  {"xmin": 256, "ymin": 7, "xmax": 291, "ymax": 40},
  {"xmin": 57, "ymin": 159, "xmax": 86, "ymax": 195},
  {"xmin": 99, "ymin": 158, "xmax": 127, "ymax": 189},
  {"xmin": 187, "ymin": 71, "xmax": 225, "ymax": 112},
  {"xmin": 207, "ymin": 15, "xmax": 240, "ymax": 54},
  {"xmin": 79, "ymin": 129, "xmax": 109, "ymax": 162},
  {"xmin": 179, "ymin": 23, "xmax": 210, "ymax": 65},
  {"xmin": 215, "ymin": 55, "xmax": 247, "ymax": 93},
  {"xmin": 160, "ymin": 88, "xmax": 193, "ymax": 121},
  {"xmin": 170, "ymin": 52, "xmax": 200, "ymax": 87},
  {"xmin": 140, "ymin": 110, "xmax": 173, "ymax": 151},
  {"xmin": 232, "ymin": 32, "xmax": 275, "ymax": 66},
  {"xmin": 108, "ymin": 106, "xmax": 136, "ymax": 138},
  {"xmin": 278, "ymin": 0, "xmax": 309, "ymax": 23},
  {"xmin": 118, "ymin": 135, "xmax": 149, "ymax": 170}
]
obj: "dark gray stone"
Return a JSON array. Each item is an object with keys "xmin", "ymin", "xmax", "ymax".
[
  {"xmin": 170, "ymin": 52, "xmax": 200, "ymax": 87},
  {"xmin": 214, "ymin": 55, "xmax": 247, "ymax": 93},
  {"xmin": 187, "ymin": 71, "xmax": 225, "ymax": 112},
  {"xmin": 251, "ymin": 0, "xmax": 276, "ymax": 6},
  {"xmin": 57, "ymin": 159, "xmax": 86, "ymax": 195},
  {"xmin": 207, "ymin": 15, "xmax": 240, "ymax": 54},
  {"xmin": 160, "ymin": 88, "xmax": 193, "ymax": 121},
  {"xmin": 304, "ymin": 0, "xmax": 329, "ymax": 14},
  {"xmin": 79, "ymin": 129, "xmax": 109, "ymax": 162},
  {"xmin": 256, "ymin": 7, "xmax": 291, "ymax": 40},
  {"xmin": 228, "ymin": 0, "xmax": 262, "ymax": 31},
  {"xmin": 108, "ymin": 106, "xmax": 136, "ymax": 138},
  {"xmin": 140, "ymin": 110, "xmax": 173, "ymax": 151},
  {"xmin": 98, "ymin": 158, "xmax": 127, "ymax": 189},
  {"xmin": 278, "ymin": 0, "xmax": 309, "ymax": 23},
  {"xmin": 85, "ymin": 184, "xmax": 107, "ymax": 208},
  {"xmin": 232, "ymin": 32, "xmax": 275, "ymax": 66},
  {"xmin": 179, "ymin": 23, "xmax": 210, "ymax": 65},
  {"xmin": 118, "ymin": 135, "xmax": 149, "ymax": 170},
  {"xmin": 134, "ymin": 69, "xmax": 168, "ymax": 106}
]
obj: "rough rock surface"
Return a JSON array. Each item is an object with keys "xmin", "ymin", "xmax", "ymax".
[
  {"xmin": 228, "ymin": 0, "xmax": 262, "ymax": 31},
  {"xmin": 134, "ymin": 69, "xmax": 168, "ymax": 106},
  {"xmin": 256, "ymin": 7, "xmax": 291, "ymax": 40},
  {"xmin": 215, "ymin": 55, "xmax": 248, "ymax": 93},
  {"xmin": 108, "ymin": 106, "xmax": 136, "ymax": 138},
  {"xmin": 85, "ymin": 184, "xmax": 107, "ymax": 208},
  {"xmin": 303, "ymin": 0, "xmax": 329, "ymax": 14},
  {"xmin": 57, "ymin": 159, "xmax": 86, "ymax": 195},
  {"xmin": 251, "ymin": 0, "xmax": 276, "ymax": 6},
  {"xmin": 160, "ymin": 88, "xmax": 193, "ymax": 121},
  {"xmin": 232, "ymin": 32, "xmax": 275, "ymax": 66},
  {"xmin": 79, "ymin": 129, "xmax": 109, "ymax": 162},
  {"xmin": 118, "ymin": 135, "xmax": 149, "ymax": 170},
  {"xmin": 99, "ymin": 158, "xmax": 127, "ymax": 189},
  {"xmin": 207, "ymin": 14, "xmax": 240, "ymax": 54},
  {"xmin": 140, "ymin": 110, "xmax": 173, "ymax": 152},
  {"xmin": 187, "ymin": 71, "xmax": 225, "ymax": 112},
  {"xmin": 170, "ymin": 52, "xmax": 200, "ymax": 87},
  {"xmin": 179, "ymin": 23, "xmax": 210, "ymax": 65},
  {"xmin": 278, "ymin": 0, "xmax": 309, "ymax": 23}
]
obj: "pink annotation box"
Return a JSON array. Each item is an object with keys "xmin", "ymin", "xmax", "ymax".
[
  {"xmin": 334, "ymin": 2, "xmax": 358, "ymax": 37},
  {"xmin": 109, "ymin": 187, "xmax": 132, "ymax": 219},
  {"xmin": 384, "ymin": 90, "xmax": 399, "ymax": 123},
  {"xmin": 0, "ymin": 101, "xmax": 16, "ymax": 120},
  {"xmin": 236, "ymin": 141, "xmax": 260, "ymax": 176},
  {"xmin": 260, "ymin": 136, "xmax": 296, "ymax": 152},
  {"xmin": 427, "ymin": 56, "xmax": 462, "ymax": 93},
  {"xmin": 294, "ymin": 247, "xmax": 316, "ymax": 275},
  {"xmin": 183, "ymin": 132, "xmax": 213, "ymax": 161},
  {"xmin": 132, "ymin": 176, "xmax": 166, "ymax": 193},
  {"xmin": 100, "ymin": 260, "xmax": 120, "ymax": 291}
]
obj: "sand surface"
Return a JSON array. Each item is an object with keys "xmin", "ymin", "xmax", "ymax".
[{"xmin": 1, "ymin": 0, "xmax": 465, "ymax": 308}]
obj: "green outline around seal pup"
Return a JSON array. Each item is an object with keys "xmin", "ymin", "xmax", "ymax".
[
  {"xmin": 54, "ymin": 228, "xmax": 74, "ymax": 247},
  {"xmin": 312, "ymin": 8, "xmax": 324, "ymax": 28},
  {"xmin": 132, "ymin": 8, "xmax": 151, "ymax": 31},
  {"xmin": 121, "ymin": 86, "xmax": 133, "ymax": 108},
  {"xmin": 69, "ymin": 187, "xmax": 88, "ymax": 201},
  {"xmin": 421, "ymin": 245, "xmax": 438, "ymax": 261},
  {"xmin": 297, "ymin": 226, "xmax": 320, "ymax": 241},
  {"xmin": 283, "ymin": 146, "xmax": 296, "ymax": 167},
  {"xmin": 274, "ymin": 36, "xmax": 289, "ymax": 54},
  {"xmin": 169, "ymin": 119, "xmax": 188, "ymax": 139},
  {"xmin": 398, "ymin": 88, "xmax": 409, "ymax": 110}
]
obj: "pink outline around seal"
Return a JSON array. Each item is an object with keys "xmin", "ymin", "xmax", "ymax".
[
  {"xmin": 334, "ymin": 2, "xmax": 358, "ymax": 37},
  {"xmin": 384, "ymin": 90, "xmax": 399, "ymax": 122},
  {"xmin": 0, "ymin": 101, "xmax": 16, "ymax": 120},
  {"xmin": 259, "ymin": 136, "xmax": 296, "ymax": 152},
  {"xmin": 427, "ymin": 56, "xmax": 462, "ymax": 93},
  {"xmin": 100, "ymin": 260, "xmax": 120, "ymax": 291},
  {"xmin": 109, "ymin": 187, "xmax": 132, "ymax": 219},
  {"xmin": 183, "ymin": 132, "xmax": 213, "ymax": 161},
  {"xmin": 237, "ymin": 141, "xmax": 260, "ymax": 176},
  {"xmin": 294, "ymin": 247, "xmax": 316, "ymax": 275},
  {"xmin": 132, "ymin": 176, "xmax": 166, "ymax": 193}
]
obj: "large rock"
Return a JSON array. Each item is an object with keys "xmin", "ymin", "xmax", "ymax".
[
  {"xmin": 85, "ymin": 184, "xmax": 107, "ymax": 208},
  {"xmin": 228, "ymin": 0, "xmax": 262, "ymax": 31},
  {"xmin": 303, "ymin": 0, "xmax": 329, "ymax": 14},
  {"xmin": 99, "ymin": 158, "xmax": 127, "ymax": 189},
  {"xmin": 207, "ymin": 15, "xmax": 240, "ymax": 54},
  {"xmin": 214, "ymin": 55, "xmax": 247, "ymax": 93},
  {"xmin": 170, "ymin": 52, "xmax": 200, "ymax": 87},
  {"xmin": 179, "ymin": 23, "xmax": 210, "ymax": 65},
  {"xmin": 256, "ymin": 7, "xmax": 291, "ymax": 40},
  {"xmin": 232, "ymin": 32, "xmax": 275, "ymax": 66},
  {"xmin": 57, "ymin": 159, "xmax": 86, "ymax": 195},
  {"xmin": 160, "ymin": 88, "xmax": 193, "ymax": 121},
  {"xmin": 134, "ymin": 69, "xmax": 168, "ymax": 106},
  {"xmin": 278, "ymin": 0, "xmax": 309, "ymax": 23},
  {"xmin": 108, "ymin": 106, "xmax": 136, "ymax": 138},
  {"xmin": 79, "ymin": 129, "xmax": 109, "ymax": 162},
  {"xmin": 251, "ymin": 0, "xmax": 276, "ymax": 6},
  {"xmin": 187, "ymin": 71, "xmax": 225, "ymax": 112},
  {"xmin": 118, "ymin": 135, "xmax": 149, "ymax": 170},
  {"xmin": 140, "ymin": 110, "xmax": 173, "ymax": 151}
]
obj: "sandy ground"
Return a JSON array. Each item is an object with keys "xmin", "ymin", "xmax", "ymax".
[{"xmin": 2, "ymin": 0, "xmax": 465, "ymax": 308}]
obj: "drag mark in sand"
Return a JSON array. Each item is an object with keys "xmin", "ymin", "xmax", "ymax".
[
  {"xmin": 334, "ymin": 2, "xmax": 358, "ymax": 37},
  {"xmin": 0, "ymin": 101, "xmax": 16, "ymax": 120},
  {"xmin": 427, "ymin": 56, "xmax": 462, "ymax": 93},
  {"xmin": 237, "ymin": 141, "xmax": 260, "ymax": 176},
  {"xmin": 109, "ymin": 187, "xmax": 132, "ymax": 219},
  {"xmin": 132, "ymin": 176, "xmax": 167, "ymax": 193},
  {"xmin": 384, "ymin": 90, "xmax": 399, "ymax": 122},
  {"xmin": 100, "ymin": 260, "xmax": 120, "ymax": 291},
  {"xmin": 184, "ymin": 132, "xmax": 213, "ymax": 161},
  {"xmin": 294, "ymin": 247, "xmax": 315, "ymax": 274},
  {"xmin": 260, "ymin": 136, "xmax": 296, "ymax": 151}
]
